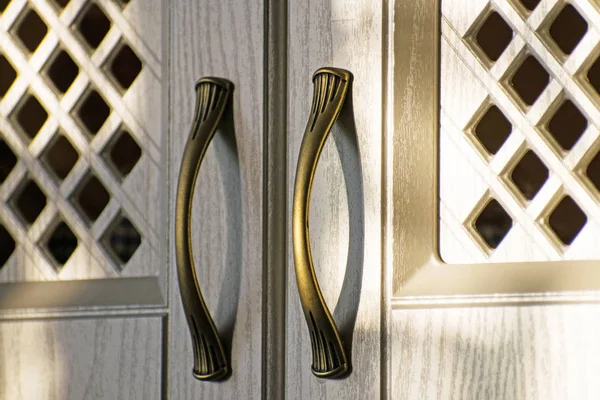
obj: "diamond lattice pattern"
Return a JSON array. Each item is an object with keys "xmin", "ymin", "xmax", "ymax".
[
  {"xmin": 0, "ymin": 0, "xmax": 162, "ymax": 280},
  {"xmin": 440, "ymin": 0, "xmax": 600, "ymax": 263}
]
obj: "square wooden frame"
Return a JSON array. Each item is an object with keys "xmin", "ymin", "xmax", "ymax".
[{"xmin": 389, "ymin": 0, "xmax": 600, "ymax": 307}]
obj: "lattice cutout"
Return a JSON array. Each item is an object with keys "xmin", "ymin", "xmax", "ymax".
[
  {"xmin": 12, "ymin": 92, "xmax": 48, "ymax": 141},
  {"xmin": 547, "ymin": 99, "xmax": 587, "ymax": 151},
  {"xmin": 0, "ymin": 138, "xmax": 17, "ymax": 185},
  {"xmin": 44, "ymin": 220, "xmax": 78, "ymax": 270},
  {"xmin": 0, "ymin": 223, "xmax": 15, "ymax": 268},
  {"xmin": 0, "ymin": 55, "xmax": 17, "ymax": 97},
  {"xmin": 510, "ymin": 150, "xmax": 548, "ymax": 200},
  {"xmin": 547, "ymin": 195, "xmax": 587, "ymax": 245},
  {"xmin": 44, "ymin": 48, "xmax": 79, "ymax": 94},
  {"xmin": 474, "ymin": 104, "xmax": 512, "ymax": 155},
  {"xmin": 473, "ymin": 198, "xmax": 513, "ymax": 249},
  {"xmin": 549, "ymin": 4, "xmax": 587, "ymax": 55},
  {"xmin": 103, "ymin": 128, "xmax": 141, "ymax": 179},
  {"xmin": 51, "ymin": 0, "xmax": 70, "ymax": 10},
  {"xmin": 10, "ymin": 178, "xmax": 47, "ymax": 226},
  {"xmin": 71, "ymin": 173, "xmax": 110, "ymax": 224},
  {"xmin": 510, "ymin": 55, "xmax": 550, "ymax": 106},
  {"xmin": 75, "ymin": 88, "xmax": 110, "ymax": 136},
  {"xmin": 0, "ymin": 0, "xmax": 162, "ymax": 281},
  {"xmin": 518, "ymin": 0, "xmax": 541, "ymax": 12},
  {"xmin": 41, "ymin": 133, "xmax": 78, "ymax": 181},
  {"xmin": 106, "ymin": 43, "xmax": 142, "ymax": 91},
  {"xmin": 74, "ymin": 3, "xmax": 111, "ymax": 51},
  {"xmin": 587, "ymin": 149, "xmax": 600, "ymax": 192},
  {"xmin": 12, "ymin": 7, "xmax": 47, "ymax": 54},
  {"xmin": 102, "ymin": 213, "xmax": 141, "ymax": 269},
  {"xmin": 441, "ymin": 0, "xmax": 600, "ymax": 263},
  {"xmin": 476, "ymin": 11, "xmax": 513, "ymax": 62},
  {"xmin": 587, "ymin": 55, "xmax": 600, "ymax": 96}
]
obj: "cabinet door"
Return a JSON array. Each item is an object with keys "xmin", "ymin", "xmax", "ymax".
[
  {"xmin": 390, "ymin": 0, "xmax": 600, "ymax": 398},
  {"xmin": 0, "ymin": 0, "xmax": 268, "ymax": 398},
  {"xmin": 0, "ymin": 0, "xmax": 168, "ymax": 398},
  {"xmin": 167, "ymin": 0, "xmax": 267, "ymax": 398},
  {"xmin": 286, "ymin": 1, "xmax": 384, "ymax": 397}
]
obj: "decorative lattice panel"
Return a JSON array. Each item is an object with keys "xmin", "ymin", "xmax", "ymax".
[
  {"xmin": 0, "ymin": 0, "xmax": 163, "ymax": 281},
  {"xmin": 440, "ymin": 0, "xmax": 600, "ymax": 263}
]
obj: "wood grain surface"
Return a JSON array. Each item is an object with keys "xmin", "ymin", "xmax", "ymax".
[
  {"xmin": 167, "ymin": 0, "xmax": 265, "ymax": 398},
  {"xmin": 392, "ymin": 305, "xmax": 600, "ymax": 399},
  {"xmin": 389, "ymin": 0, "xmax": 439, "ymax": 294},
  {"xmin": 0, "ymin": 316, "xmax": 163, "ymax": 400},
  {"xmin": 387, "ymin": 1, "xmax": 600, "ymax": 398},
  {"xmin": 286, "ymin": 1, "xmax": 383, "ymax": 398}
]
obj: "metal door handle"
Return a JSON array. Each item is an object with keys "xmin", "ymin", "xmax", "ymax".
[
  {"xmin": 175, "ymin": 77, "xmax": 233, "ymax": 381},
  {"xmin": 292, "ymin": 67, "xmax": 353, "ymax": 379}
]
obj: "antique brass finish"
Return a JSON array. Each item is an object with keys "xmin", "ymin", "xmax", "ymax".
[
  {"xmin": 292, "ymin": 67, "xmax": 353, "ymax": 378},
  {"xmin": 175, "ymin": 78, "xmax": 232, "ymax": 381}
]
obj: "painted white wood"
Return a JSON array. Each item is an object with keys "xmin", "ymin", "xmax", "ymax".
[
  {"xmin": 0, "ymin": 0, "xmax": 170, "ymax": 398},
  {"xmin": 0, "ymin": 316, "xmax": 163, "ymax": 400},
  {"xmin": 287, "ymin": 0, "xmax": 383, "ymax": 397},
  {"xmin": 167, "ymin": 1, "xmax": 265, "ymax": 398},
  {"xmin": 388, "ymin": 0, "xmax": 600, "ymax": 399},
  {"xmin": 391, "ymin": 305, "xmax": 600, "ymax": 399},
  {"xmin": 2, "ymin": 0, "xmax": 276, "ymax": 397}
]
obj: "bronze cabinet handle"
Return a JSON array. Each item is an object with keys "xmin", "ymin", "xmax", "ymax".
[
  {"xmin": 175, "ymin": 77, "xmax": 233, "ymax": 381},
  {"xmin": 292, "ymin": 67, "xmax": 353, "ymax": 379}
]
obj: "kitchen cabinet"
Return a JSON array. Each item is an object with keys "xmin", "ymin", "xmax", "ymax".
[{"xmin": 2, "ymin": 0, "xmax": 600, "ymax": 398}]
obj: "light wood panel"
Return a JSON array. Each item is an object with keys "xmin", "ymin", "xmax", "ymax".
[
  {"xmin": 388, "ymin": 0, "xmax": 600, "ymax": 300},
  {"xmin": 287, "ymin": 0, "xmax": 382, "ymax": 397},
  {"xmin": 0, "ymin": 316, "xmax": 163, "ymax": 400},
  {"xmin": 389, "ymin": 0, "xmax": 439, "ymax": 294},
  {"xmin": 392, "ymin": 305, "xmax": 600, "ymax": 399},
  {"xmin": 387, "ymin": 1, "xmax": 600, "ymax": 399},
  {"xmin": 168, "ymin": 0, "xmax": 264, "ymax": 398}
]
